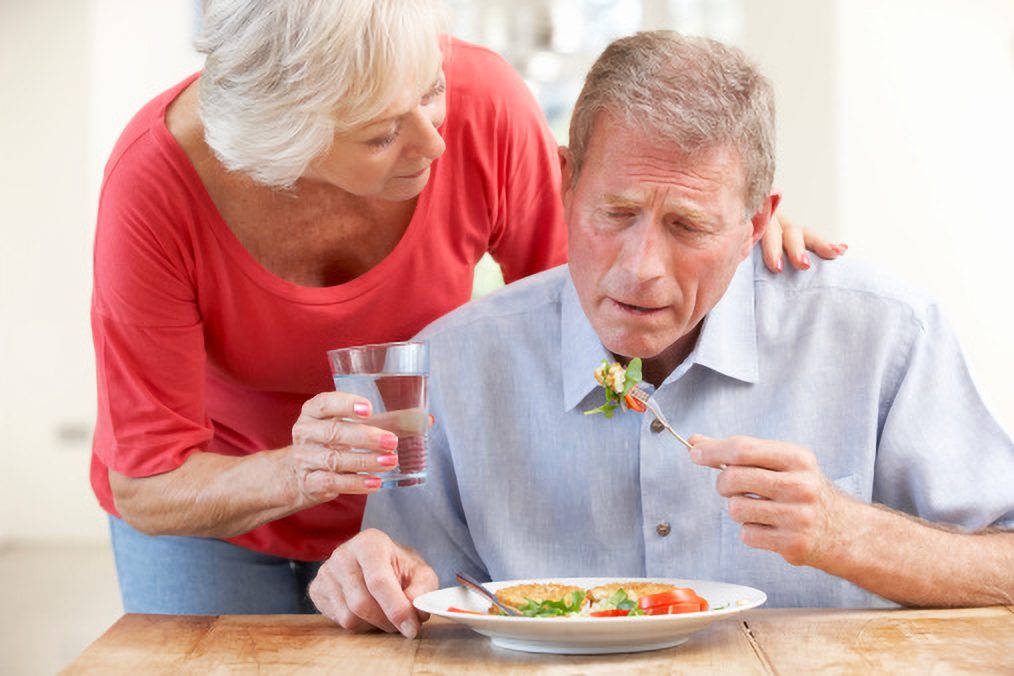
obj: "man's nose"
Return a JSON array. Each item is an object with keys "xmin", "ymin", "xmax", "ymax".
[{"xmin": 620, "ymin": 219, "xmax": 668, "ymax": 282}]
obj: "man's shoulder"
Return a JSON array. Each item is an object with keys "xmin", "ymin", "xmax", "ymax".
[
  {"xmin": 417, "ymin": 266, "xmax": 568, "ymax": 342},
  {"xmin": 753, "ymin": 252, "xmax": 939, "ymax": 322}
]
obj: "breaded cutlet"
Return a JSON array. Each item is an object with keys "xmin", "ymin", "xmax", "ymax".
[
  {"xmin": 586, "ymin": 581, "xmax": 679, "ymax": 603},
  {"xmin": 489, "ymin": 582, "xmax": 586, "ymax": 614}
]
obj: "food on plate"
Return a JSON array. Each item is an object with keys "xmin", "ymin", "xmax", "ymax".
[
  {"xmin": 490, "ymin": 582, "xmax": 587, "ymax": 617},
  {"xmin": 586, "ymin": 357, "xmax": 644, "ymax": 418},
  {"xmin": 587, "ymin": 581, "xmax": 682, "ymax": 602},
  {"xmin": 487, "ymin": 580, "xmax": 708, "ymax": 618}
]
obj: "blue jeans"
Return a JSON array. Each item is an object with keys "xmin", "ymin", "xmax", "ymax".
[{"xmin": 108, "ymin": 515, "xmax": 324, "ymax": 615}]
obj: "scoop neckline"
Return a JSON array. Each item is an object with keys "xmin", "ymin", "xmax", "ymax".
[{"xmin": 152, "ymin": 73, "xmax": 438, "ymax": 306}]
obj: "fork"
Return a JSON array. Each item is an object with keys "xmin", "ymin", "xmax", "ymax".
[
  {"xmin": 455, "ymin": 571, "xmax": 521, "ymax": 617},
  {"xmin": 627, "ymin": 385, "xmax": 694, "ymax": 451}
]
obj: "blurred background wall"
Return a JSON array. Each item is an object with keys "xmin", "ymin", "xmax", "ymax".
[{"xmin": 1, "ymin": 0, "xmax": 1011, "ymax": 547}]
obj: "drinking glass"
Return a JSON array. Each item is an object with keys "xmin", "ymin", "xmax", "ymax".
[{"xmin": 327, "ymin": 341, "xmax": 429, "ymax": 488}]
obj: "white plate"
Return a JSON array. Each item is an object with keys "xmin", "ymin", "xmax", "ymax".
[{"xmin": 413, "ymin": 576, "xmax": 766, "ymax": 655}]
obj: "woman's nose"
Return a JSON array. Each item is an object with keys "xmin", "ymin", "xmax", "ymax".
[{"xmin": 407, "ymin": 110, "xmax": 446, "ymax": 160}]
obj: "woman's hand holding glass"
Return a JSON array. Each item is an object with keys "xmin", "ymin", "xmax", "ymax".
[{"xmin": 284, "ymin": 392, "xmax": 402, "ymax": 504}]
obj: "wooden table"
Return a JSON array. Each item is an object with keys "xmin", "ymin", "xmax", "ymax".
[{"xmin": 62, "ymin": 606, "xmax": 1013, "ymax": 674}]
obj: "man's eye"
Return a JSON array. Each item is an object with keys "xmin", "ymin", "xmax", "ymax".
[
  {"xmin": 605, "ymin": 210, "xmax": 636, "ymax": 219},
  {"xmin": 671, "ymin": 220, "xmax": 700, "ymax": 234}
]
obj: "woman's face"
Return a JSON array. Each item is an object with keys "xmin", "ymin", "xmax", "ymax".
[{"xmin": 304, "ymin": 69, "xmax": 447, "ymax": 201}]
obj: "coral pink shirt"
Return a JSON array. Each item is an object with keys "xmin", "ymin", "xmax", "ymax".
[{"xmin": 90, "ymin": 39, "xmax": 567, "ymax": 560}]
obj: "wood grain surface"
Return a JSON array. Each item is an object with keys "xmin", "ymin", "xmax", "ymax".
[{"xmin": 61, "ymin": 606, "xmax": 1014, "ymax": 675}]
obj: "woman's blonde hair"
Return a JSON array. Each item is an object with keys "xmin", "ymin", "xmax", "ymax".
[
  {"xmin": 568, "ymin": 31, "xmax": 776, "ymax": 216},
  {"xmin": 196, "ymin": 0, "xmax": 449, "ymax": 188}
]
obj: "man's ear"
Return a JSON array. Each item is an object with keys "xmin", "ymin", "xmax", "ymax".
[
  {"xmin": 558, "ymin": 146, "xmax": 575, "ymax": 211},
  {"xmin": 743, "ymin": 190, "xmax": 782, "ymax": 256}
]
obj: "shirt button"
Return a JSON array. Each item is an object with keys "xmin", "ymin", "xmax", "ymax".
[
  {"xmin": 650, "ymin": 419, "xmax": 665, "ymax": 434},
  {"xmin": 656, "ymin": 522, "xmax": 671, "ymax": 537}
]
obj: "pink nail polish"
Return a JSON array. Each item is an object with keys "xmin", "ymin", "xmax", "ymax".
[
  {"xmin": 381, "ymin": 433, "xmax": 399, "ymax": 451},
  {"xmin": 364, "ymin": 477, "xmax": 383, "ymax": 489},
  {"xmin": 776, "ymin": 257, "xmax": 783, "ymax": 273},
  {"xmin": 353, "ymin": 402, "xmax": 370, "ymax": 417},
  {"xmin": 378, "ymin": 453, "xmax": 399, "ymax": 467},
  {"xmin": 802, "ymin": 253, "xmax": 812, "ymax": 268}
]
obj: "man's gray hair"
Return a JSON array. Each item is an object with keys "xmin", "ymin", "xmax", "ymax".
[
  {"xmin": 568, "ymin": 31, "xmax": 776, "ymax": 215},
  {"xmin": 195, "ymin": 0, "xmax": 448, "ymax": 188}
]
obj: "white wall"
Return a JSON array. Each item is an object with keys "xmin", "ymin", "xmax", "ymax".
[
  {"xmin": 743, "ymin": 0, "xmax": 1014, "ymax": 433},
  {"xmin": 1, "ymin": 0, "xmax": 1011, "ymax": 545},
  {"xmin": 835, "ymin": 0, "xmax": 1014, "ymax": 432},
  {"xmin": 0, "ymin": 0, "xmax": 202, "ymax": 544}
]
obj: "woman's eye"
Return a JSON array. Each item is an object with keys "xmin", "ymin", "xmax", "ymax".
[
  {"xmin": 421, "ymin": 81, "xmax": 446, "ymax": 106},
  {"xmin": 367, "ymin": 133, "xmax": 398, "ymax": 148}
]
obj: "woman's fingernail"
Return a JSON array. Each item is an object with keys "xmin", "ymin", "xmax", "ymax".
[
  {"xmin": 378, "ymin": 453, "xmax": 399, "ymax": 467},
  {"xmin": 400, "ymin": 621, "xmax": 418, "ymax": 638},
  {"xmin": 801, "ymin": 253, "xmax": 812, "ymax": 268},
  {"xmin": 690, "ymin": 447, "xmax": 702, "ymax": 463},
  {"xmin": 380, "ymin": 433, "xmax": 399, "ymax": 451},
  {"xmin": 839, "ymin": 243, "xmax": 848, "ymax": 252},
  {"xmin": 354, "ymin": 402, "xmax": 370, "ymax": 417},
  {"xmin": 776, "ymin": 256, "xmax": 783, "ymax": 273},
  {"xmin": 364, "ymin": 477, "xmax": 383, "ymax": 489}
]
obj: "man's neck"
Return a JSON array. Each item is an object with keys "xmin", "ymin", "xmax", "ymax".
[{"xmin": 620, "ymin": 322, "xmax": 703, "ymax": 388}]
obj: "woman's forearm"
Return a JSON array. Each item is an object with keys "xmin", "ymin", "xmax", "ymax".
[{"xmin": 109, "ymin": 449, "xmax": 304, "ymax": 539}]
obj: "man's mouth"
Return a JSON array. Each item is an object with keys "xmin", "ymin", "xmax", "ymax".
[{"xmin": 612, "ymin": 299, "xmax": 664, "ymax": 315}]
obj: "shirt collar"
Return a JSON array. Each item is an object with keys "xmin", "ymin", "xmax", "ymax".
[
  {"xmin": 561, "ymin": 253, "xmax": 760, "ymax": 412},
  {"xmin": 690, "ymin": 251, "xmax": 760, "ymax": 385},
  {"xmin": 561, "ymin": 273, "xmax": 614, "ymax": 411}
]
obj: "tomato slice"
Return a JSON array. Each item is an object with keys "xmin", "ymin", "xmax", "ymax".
[
  {"xmin": 590, "ymin": 609, "xmax": 631, "ymax": 617},
  {"xmin": 644, "ymin": 601, "xmax": 703, "ymax": 615},
  {"xmin": 447, "ymin": 606, "xmax": 485, "ymax": 615},
  {"xmin": 623, "ymin": 391, "xmax": 647, "ymax": 412},
  {"xmin": 637, "ymin": 588, "xmax": 698, "ymax": 610}
]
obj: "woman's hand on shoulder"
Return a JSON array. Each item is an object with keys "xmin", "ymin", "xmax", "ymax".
[{"xmin": 762, "ymin": 209, "xmax": 848, "ymax": 273}]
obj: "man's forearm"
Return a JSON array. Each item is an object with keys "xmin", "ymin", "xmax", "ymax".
[{"xmin": 816, "ymin": 496, "xmax": 1014, "ymax": 607}]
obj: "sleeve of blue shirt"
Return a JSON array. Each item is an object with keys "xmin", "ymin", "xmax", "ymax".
[
  {"xmin": 361, "ymin": 370, "xmax": 490, "ymax": 587},
  {"xmin": 873, "ymin": 301, "xmax": 1014, "ymax": 531}
]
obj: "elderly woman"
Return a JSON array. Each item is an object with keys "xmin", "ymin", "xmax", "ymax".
[{"xmin": 91, "ymin": 0, "xmax": 835, "ymax": 615}]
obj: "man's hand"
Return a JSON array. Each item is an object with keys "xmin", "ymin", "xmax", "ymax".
[
  {"xmin": 687, "ymin": 435, "xmax": 847, "ymax": 567},
  {"xmin": 309, "ymin": 529, "xmax": 439, "ymax": 638}
]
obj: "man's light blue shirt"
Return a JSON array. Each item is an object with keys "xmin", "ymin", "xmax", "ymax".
[{"xmin": 364, "ymin": 250, "xmax": 1014, "ymax": 607}]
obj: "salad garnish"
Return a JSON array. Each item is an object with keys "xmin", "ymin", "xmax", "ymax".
[
  {"xmin": 585, "ymin": 357, "xmax": 644, "ymax": 418},
  {"xmin": 514, "ymin": 590, "xmax": 587, "ymax": 618}
]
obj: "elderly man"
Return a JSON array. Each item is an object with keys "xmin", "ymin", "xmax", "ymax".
[{"xmin": 310, "ymin": 31, "xmax": 1014, "ymax": 637}]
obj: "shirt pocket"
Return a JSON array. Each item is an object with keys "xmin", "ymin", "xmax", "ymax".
[{"xmin": 717, "ymin": 472, "xmax": 873, "ymax": 607}]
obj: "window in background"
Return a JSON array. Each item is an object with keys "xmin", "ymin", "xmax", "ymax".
[{"xmin": 449, "ymin": 0, "xmax": 743, "ymax": 296}]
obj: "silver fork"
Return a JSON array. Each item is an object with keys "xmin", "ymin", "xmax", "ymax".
[
  {"xmin": 455, "ymin": 571, "xmax": 521, "ymax": 617},
  {"xmin": 627, "ymin": 385, "xmax": 694, "ymax": 450}
]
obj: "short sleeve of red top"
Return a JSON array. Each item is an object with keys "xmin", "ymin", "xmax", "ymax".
[{"xmin": 90, "ymin": 38, "xmax": 568, "ymax": 561}]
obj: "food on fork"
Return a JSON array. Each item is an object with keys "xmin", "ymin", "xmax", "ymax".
[{"xmin": 586, "ymin": 357, "xmax": 645, "ymax": 417}]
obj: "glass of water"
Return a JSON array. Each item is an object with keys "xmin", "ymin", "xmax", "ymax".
[{"xmin": 327, "ymin": 341, "xmax": 429, "ymax": 488}]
